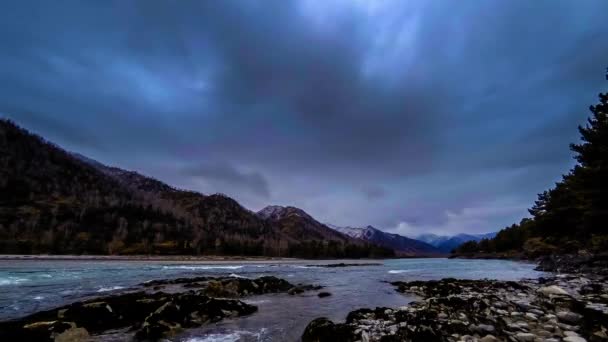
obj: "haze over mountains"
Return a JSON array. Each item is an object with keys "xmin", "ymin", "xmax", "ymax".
[
  {"xmin": 328, "ymin": 225, "xmax": 442, "ymax": 256},
  {"xmin": 416, "ymin": 233, "xmax": 498, "ymax": 253}
]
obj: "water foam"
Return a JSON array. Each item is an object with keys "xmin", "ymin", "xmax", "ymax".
[
  {"xmin": 97, "ymin": 286, "xmax": 125, "ymax": 292},
  {"xmin": 388, "ymin": 270, "xmax": 413, "ymax": 274},
  {"xmin": 185, "ymin": 328, "xmax": 268, "ymax": 342},
  {"xmin": 0, "ymin": 277, "xmax": 28, "ymax": 286},
  {"xmin": 162, "ymin": 265, "xmax": 244, "ymax": 270}
]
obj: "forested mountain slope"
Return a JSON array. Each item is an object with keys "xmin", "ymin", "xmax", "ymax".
[{"xmin": 0, "ymin": 119, "xmax": 390, "ymax": 258}]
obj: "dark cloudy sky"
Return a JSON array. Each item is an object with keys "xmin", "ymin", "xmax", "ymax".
[{"xmin": 1, "ymin": 0, "xmax": 607, "ymax": 236}]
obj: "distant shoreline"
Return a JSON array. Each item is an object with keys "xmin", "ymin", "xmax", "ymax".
[
  {"xmin": 0, "ymin": 254, "xmax": 408, "ymax": 263},
  {"xmin": 0, "ymin": 254, "xmax": 299, "ymax": 263},
  {"xmin": 0, "ymin": 254, "xmax": 446, "ymax": 262}
]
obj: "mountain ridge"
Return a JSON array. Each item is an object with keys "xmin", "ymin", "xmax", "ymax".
[
  {"xmin": 0, "ymin": 119, "xmax": 390, "ymax": 258},
  {"xmin": 328, "ymin": 224, "xmax": 442, "ymax": 256},
  {"xmin": 417, "ymin": 232, "xmax": 498, "ymax": 253}
]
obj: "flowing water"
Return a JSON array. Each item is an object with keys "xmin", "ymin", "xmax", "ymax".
[{"xmin": 0, "ymin": 258, "xmax": 545, "ymax": 341}]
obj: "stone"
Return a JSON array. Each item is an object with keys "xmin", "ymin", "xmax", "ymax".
[
  {"xmin": 563, "ymin": 336, "xmax": 587, "ymax": 342},
  {"xmin": 556, "ymin": 311, "xmax": 582, "ymax": 324},
  {"xmin": 480, "ymin": 335, "xmax": 499, "ymax": 342},
  {"xmin": 537, "ymin": 286, "xmax": 569, "ymax": 296},
  {"xmin": 515, "ymin": 332, "xmax": 537, "ymax": 341},
  {"xmin": 302, "ymin": 318, "xmax": 354, "ymax": 342},
  {"xmin": 318, "ymin": 292, "xmax": 332, "ymax": 298},
  {"xmin": 54, "ymin": 327, "xmax": 90, "ymax": 342}
]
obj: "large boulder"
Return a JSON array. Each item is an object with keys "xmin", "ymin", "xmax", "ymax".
[{"xmin": 302, "ymin": 318, "xmax": 355, "ymax": 342}]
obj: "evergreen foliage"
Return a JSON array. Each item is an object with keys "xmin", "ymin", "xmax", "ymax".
[{"xmin": 456, "ymin": 69, "xmax": 608, "ymax": 256}]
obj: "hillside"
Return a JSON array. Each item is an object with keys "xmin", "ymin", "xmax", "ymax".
[
  {"xmin": 0, "ymin": 119, "xmax": 386, "ymax": 258},
  {"xmin": 258, "ymin": 207, "xmax": 395, "ymax": 258},
  {"xmin": 328, "ymin": 225, "xmax": 442, "ymax": 256}
]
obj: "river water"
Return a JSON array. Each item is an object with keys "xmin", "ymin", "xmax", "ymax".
[{"xmin": 0, "ymin": 258, "xmax": 545, "ymax": 341}]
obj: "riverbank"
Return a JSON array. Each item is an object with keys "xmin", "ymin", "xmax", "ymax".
[
  {"xmin": 303, "ymin": 275, "xmax": 608, "ymax": 341},
  {"xmin": 0, "ymin": 254, "xmax": 297, "ymax": 262},
  {"xmin": 0, "ymin": 254, "xmax": 445, "ymax": 262}
]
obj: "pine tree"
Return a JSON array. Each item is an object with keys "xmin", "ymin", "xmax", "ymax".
[
  {"xmin": 527, "ymin": 68, "xmax": 608, "ymax": 243},
  {"xmin": 567, "ymin": 68, "xmax": 608, "ymax": 237}
]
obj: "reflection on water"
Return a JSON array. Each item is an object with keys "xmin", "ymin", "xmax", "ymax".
[{"xmin": 0, "ymin": 258, "xmax": 545, "ymax": 341}]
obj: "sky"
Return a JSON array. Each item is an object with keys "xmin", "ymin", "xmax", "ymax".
[{"xmin": 1, "ymin": 0, "xmax": 607, "ymax": 237}]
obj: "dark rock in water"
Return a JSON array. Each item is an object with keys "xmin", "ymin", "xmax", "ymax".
[
  {"xmin": 288, "ymin": 284, "xmax": 324, "ymax": 295},
  {"xmin": 302, "ymin": 317, "xmax": 355, "ymax": 342},
  {"xmin": 142, "ymin": 276, "xmax": 215, "ymax": 287},
  {"xmin": 317, "ymin": 292, "xmax": 332, "ymax": 298},
  {"xmin": 0, "ymin": 275, "xmax": 317, "ymax": 341},
  {"xmin": 143, "ymin": 275, "xmax": 313, "ymax": 298},
  {"xmin": 135, "ymin": 295, "xmax": 257, "ymax": 340}
]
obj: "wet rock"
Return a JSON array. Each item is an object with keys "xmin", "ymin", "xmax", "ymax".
[
  {"xmin": 304, "ymin": 275, "xmax": 607, "ymax": 342},
  {"xmin": 1, "ymin": 276, "xmax": 296, "ymax": 341},
  {"xmin": 538, "ymin": 285, "xmax": 569, "ymax": 296},
  {"xmin": 288, "ymin": 284, "xmax": 324, "ymax": 295},
  {"xmin": 318, "ymin": 292, "xmax": 332, "ymax": 298},
  {"xmin": 54, "ymin": 327, "xmax": 90, "ymax": 342},
  {"xmin": 515, "ymin": 332, "xmax": 537, "ymax": 341},
  {"xmin": 302, "ymin": 317, "xmax": 355, "ymax": 342},
  {"xmin": 557, "ymin": 311, "xmax": 583, "ymax": 324}
]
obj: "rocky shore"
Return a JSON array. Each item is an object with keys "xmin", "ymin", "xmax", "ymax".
[
  {"xmin": 0, "ymin": 275, "xmax": 322, "ymax": 341},
  {"xmin": 303, "ymin": 275, "xmax": 608, "ymax": 342},
  {"xmin": 536, "ymin": 254, "xmax": 608, "ymax": 276}
]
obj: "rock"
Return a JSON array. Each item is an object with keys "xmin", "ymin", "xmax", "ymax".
[
  {"xmin": 54, "ymin": 327, "xmax": 90, "ymax": 342},
  {"xmin": 0, "ymin": 277, "xmax": 272, "ymax": 341},
  {"xmin": 318, "ymin": 292, "xmax": 332, "ymax": 298},
  {"xmin": 515, "ymin": 332, "xmax": 537, "ymax": 341},
  {"xmin": 537, "ymin": 285, "xmax": 569, "ymax": 296},
  {"xmin": 302, "ymin": 318, "xmax": 354, "ymax": 342},
  {"xmin": 302, "ymin": 276, "xmax": 608, "ymax": 342},
  {"xmin": 557, "ymin": 311, "xmax": 583, "ymax": 324},
  {"xmin": 563, "ymin": 336, "xmax": 587, "ymax": 342}
]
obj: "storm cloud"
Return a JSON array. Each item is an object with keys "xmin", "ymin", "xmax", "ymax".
[{"xmin": 1, "ymin": 0, "xmax": 607, "ymax": 236}]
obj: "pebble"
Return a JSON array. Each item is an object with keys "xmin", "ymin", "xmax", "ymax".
[{"xmin": 515, "ymin": 332, "xmax": 537, "ymax": 341}]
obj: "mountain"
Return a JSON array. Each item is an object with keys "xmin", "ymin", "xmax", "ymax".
[
  {"xmin": 257, "ymin": 206, "xmax": 394, "ymax": 258},
  {"xmin": 328, "ymin": 225, "xmax": 442, "ymax": 256},
  {"xmin": 258, "ymin": 206, "xmax": 354, "ymax": 243},
  {"xmin": 0, "ymin": 119, "xmax": 389, "ymax": 258},
  {"xmin": 417, "ymin": 232, "xmax": 498, "ymax": 253}
]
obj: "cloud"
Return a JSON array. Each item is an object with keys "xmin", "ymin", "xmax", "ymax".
[
  {"xmin": 182, "ymin": 163, "xmax": 270, "ymax": 199},
  {"xmin": 1, "ymin": 0, "xmax": 607, "ymax": 236},
  {"xmin": 362, "ymin": 185, "xmax": 387, "ymax": 200}
]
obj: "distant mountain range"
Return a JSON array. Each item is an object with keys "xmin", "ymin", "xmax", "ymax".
[
  {"xmin": 328, "ymin": 225, "xmax": 442, "ymax": 256},
  {"xmin": 416, "ymin": 232, "xmax": 498, "ymax": 253}
]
